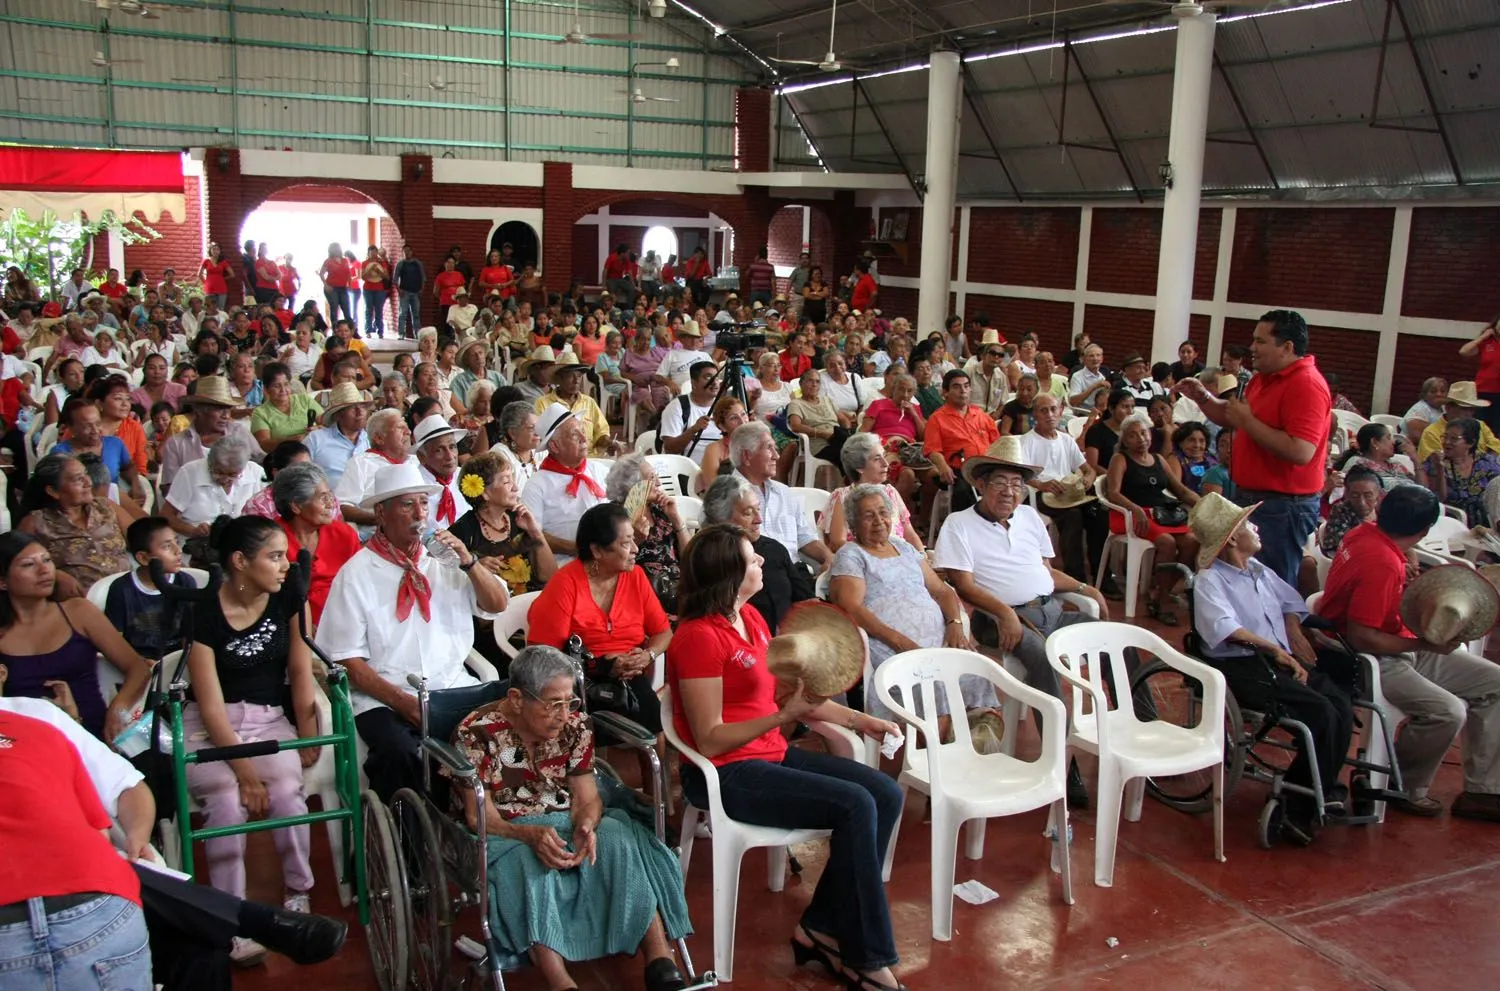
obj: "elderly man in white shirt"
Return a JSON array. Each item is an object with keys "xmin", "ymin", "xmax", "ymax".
[
  {"xmin": 934, "ymin": 434, "xmax": 1110, "ymax": 807},
  {"xmin": 520, "ymin": 403, "xmax": 609, "ymax": 565},
  {"xmin": 335, "ymin": 407, "xmax": 413, "ymax": 535},
  {"xmin": 1019, "ymin": 392, "xmax": 1107, "ymax": 582},
  {"xmin": 654, "ymin": 321, "xmax": 714, "ymax": 392},
  {"xmin": 316, "ymin": 461, "xmax": 508, "ymax": 801},
  {"xmin": 411, "ymin": 413, "xmax": 470, "ymax": 536},
  {"xmin": 729, "ymin": 420, "xmax": 832, "ymax": 572}
]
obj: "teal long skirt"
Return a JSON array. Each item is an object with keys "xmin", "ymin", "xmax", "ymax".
[{"xmin": 485, "ymin": 808, "xmax": 692, "ymax": 966}]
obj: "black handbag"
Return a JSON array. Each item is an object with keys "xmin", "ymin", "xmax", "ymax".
[
  {"xmin": 564, "ymin": 634, "xmax": 641, "ymax": 717},
  {"xmin": 1151, "ymin": 502, "xmax": 1189, "ymax": 527}
]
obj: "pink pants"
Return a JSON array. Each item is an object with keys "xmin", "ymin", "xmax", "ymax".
[{"xmin": 183, "ymin": 702, "xmax": 313, "ymax": 899}]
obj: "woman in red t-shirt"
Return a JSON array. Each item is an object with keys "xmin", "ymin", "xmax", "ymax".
[
  {"xmin": 1459, "ymin": 317, "xmax": 1500, "ymax": 431},
  {"xmin": 527, "ymin": 503, "xmax": 671, "ymax": 734},
  {"xmin": 477, "ymin": 249, "xmax": 515, "ymax": 301},
  {"xmin": 278, "ymin": 253, "xmax": 300, "ymax": 309},
  {"xmin": 253, "ymin": 244, "xmax": 281, "ymax": 306},
  {"xmin": 318, "ymin": 243, "xmax": 353, "ymax": 325},
  {"xmin": 433, "ymin": 256, "xmax": 467, "ymax": 310},
  {"xmin": 667, "ymin": 525, "xmax": 904, "ymax": 990},
  {"xmin": 360, "ymin": 246, "xmax": 390, "ymax": 339},
  {"xmin": 680, "ymin": 247, "xmax": 713, "ymax": 310},
  {"xmin": 199, "ymin": 242, "xmax": 234, "ymax": 309},
  {"xmin": 850, "ymin": 262, "xmax": 878, "ymax": 312}
]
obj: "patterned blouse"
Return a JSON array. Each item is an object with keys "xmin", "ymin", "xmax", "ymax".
[
  {"xmin": 634, "ymin": 503, "xmax": 680, "ymax": 609},
  {"xmin": 1424, "ymin": 452, "xmax": 1500, "ymax": 527},
  {"xmin": 28, "ymin": 502, "xmax": 131, "ymax": 593},
  {"xmin": 452, "ymin": 704, "xmax": 594, "ymax": 820}
]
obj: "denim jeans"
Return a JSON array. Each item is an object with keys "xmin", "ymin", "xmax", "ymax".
[
  {"xmin": 363, "ymin": 289, "xmax": 388, "ymax": 337},
  {"xmin": 323, "ymin": 286, "xmax": 353, "ymax": 325},
  {"xmin": 1243, "ymin": 493, "xmax": 1321, "ymax": 588},
  {"xmin": 398, "ymin": 290, "xmax": 422, "ymax": 338},
  {"xmin": 0, "ymin": 895, "xmax": 152, "ymax": 990},
  {"xmin": 680, "ymin": 746, "xmax": 903, "ymax": 970}
]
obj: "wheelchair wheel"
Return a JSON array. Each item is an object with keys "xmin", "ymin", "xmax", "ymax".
[
  {"xmin": 1130, "ymin": 659, "xmax": 1246, "ymax": 814},
  {"xmin": 363, "ymin": 792, "xmax": 411, "ymax": 991},
  {"xmin": 391, "ymin": 788, "xmax": 452, "ymax": 991},
  {"xmin": 1258, "ymin": 797, "xmax": 1283, "ymax": 849}
]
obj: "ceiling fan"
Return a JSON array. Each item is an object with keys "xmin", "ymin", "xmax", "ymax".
[
  {"xmin": 617, "ymin": 87, "xmax": 680, "ymax": 103},
  {"xmin": 555, "ymin": 0, "xmax": 642, "ymax": 45},
  {"xmin": 81, "ymin": 0, "xmax": 170, "ymax": 17},
  {"xmin": 767, "ymin": 1, "xmax": 867, "ymax": 73},
  {"xmin": 89, "ymin": 49, "xmax": 144, "ymax": 67},
  {"xmin": 426, "ymin": 75, "xmax": 476, "ymax": 93}
]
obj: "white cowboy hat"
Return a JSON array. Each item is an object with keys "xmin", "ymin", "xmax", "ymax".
[
  {"xmin": 678, "ymin": 320, "xmax": 704, "ymax": 339},
  {"xmin": 412, "ymin": 413, "xmax": 464, "ymax": 450},
  {"xmin": 183, "ymin": 376, "xmax": 243, "ymax": 409},
  {"xmin": 536, "ymin": 402, "xmax": 575, "ymax": 446},
  {"xmin": 1188, "ymin": 491, "xmax": 1261, "ymax": 570},
  {"xmin": 1041, "ymin": 473, "xmax": 1096, "ymax": 511},
  {"xmin": 518, "ymin": 345, "xmax": 558, "ymax": 375},
  {"xmin": 360, "ymin": 460, "xmax": 441, "ymax": 510},
  {"xmin": 1446, "ymin": 381, "xmax": 1491, "ymax": 409}
]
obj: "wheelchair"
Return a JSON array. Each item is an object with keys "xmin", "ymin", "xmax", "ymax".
[
  {"xmin": 1126, "ymin": 565, "xmax": 1407, "ymax": 848},
  {"xmin": 360, "ymin": 654, "xmax": 717, "ymax": 991}
]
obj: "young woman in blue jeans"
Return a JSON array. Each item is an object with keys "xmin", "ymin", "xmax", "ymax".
[{"xmin": 668, "ymin": 524, "xmax": 908, "ymax": 991}]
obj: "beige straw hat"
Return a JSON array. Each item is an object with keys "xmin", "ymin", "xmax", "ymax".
[
  {"xmin": 1041, "ymin": 473, "xmax": 1096, "ymax": 511},
  {"xmin": 765, "ymin": 601, "xmax": 865, "ymax": 698},
  {"xmin": 1400, "ymin": 564, "xmax": 1500, "ymax": 645},
  {"xmin": 1188, "ymin": 492, "xmax": 1261, "ymax": 570},
  {"xmin": 960, "ymin": 435, "xmax": 1040, "ymax": 487}
]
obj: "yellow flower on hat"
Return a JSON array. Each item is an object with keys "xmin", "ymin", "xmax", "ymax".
[{"xmin": 460, "ymin": 474, "xmax": 487, "ymax": 499}]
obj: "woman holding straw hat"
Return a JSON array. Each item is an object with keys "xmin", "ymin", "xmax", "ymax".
[{"xmin": 668, "ymin": 524, "xmax": 906, "ymax": 991}]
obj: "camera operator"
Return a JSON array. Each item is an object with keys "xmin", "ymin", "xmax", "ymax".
[{"xmin": 659, "ymin": 361, "xmax": 723, "ymax": 466}]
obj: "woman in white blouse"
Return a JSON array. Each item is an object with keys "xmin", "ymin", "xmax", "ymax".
[
  {"xmin": 79, "ymin": 329, "xmax": 130, "ymax": 372},
  {"xmin": 818, "ymin": 351, "xmax": 865, "ymax": 418}
]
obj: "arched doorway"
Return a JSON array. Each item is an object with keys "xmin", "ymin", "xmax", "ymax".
[
  {"xmin": 572, "ymin": 198, "xmax": 734, "ymax": 288},
  {"xmin": 490, "ymin": 220, "xmax": 540, "ymax": 270},
  {"xmin": 240, "ymin": 183, "xmax": 406, "ymax": 337}
]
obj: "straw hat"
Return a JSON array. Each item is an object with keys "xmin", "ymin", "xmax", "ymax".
[
  {"xmin": 535, "ymin": 402, "xmax": 575, "ymax": 446},
  {"xmin": 1041, "ymin": 473, "xmax": 1096, "ymax": 511},
  {"xmin": 1188, "ymin": 492, "xmax": 1260, "ymax": 569},
  {"xmin": 183, "ymin": 376, "xmax": 242, "ymax": 408},
  {"xmin": 1446, "ymin": 381, "xmax": 1491, "ymax": 408},
  {"xmin": 412, "ymin": 413, "xmax": 464, "ymax": 450},
  {"xmin": 765, "ymin": 601, "xmax": 865, "ymax": 698},
  {"xmin": 320, "ymin": 382, "xmax": 373, "ymax": 424},
  {"xmin": 518, "ymin": 345, "xmax": 557, "ymax": 375},
  {"xmin": 456, "ymin": 338, "xmax": 488, "ymax": 366},
  {"xmin": 360, "ymin": 460, "xmax": 441, "ymax": 510},
  {"xmin": 678, "ymin": 320, "xmax": 704, "ymax": 339},
  {"xmin": 1212, "ymin": 373, "xmax": 1241, "ymax": 397},
  {"xmin": 960, "ymin": 435, "xmax": 1041, "ymax": 487},
  {"xmin": 1400, "ymin": 564, "xmax": 1500, "ymax": 646},
  {"xmin": 552, "ymin": 350, "xmax": 584, "ymax": 374},
  {"xmin": 979, "ymin": 328, "xmax": 1004, "ymax": 347}
]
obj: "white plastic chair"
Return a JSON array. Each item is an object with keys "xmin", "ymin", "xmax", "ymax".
[
  {"xmin": 875, "ymin": 648, "xmax": 1073, "ymax": 939},
  {"xmin": 789, "ymin": 485, "xmax": 831, "ymax": 537},
  {"xmin": 634, "ymin": 429, "xmax": 658, "ymax": 456},
  {"xmin": 36, "ymin": 422, "xmax": 59, "ymax": 460},
  {"xmin": 26, "ymin": 344, "xmax": 53, "ymax": 367},
  {"xmin": 1046, "ymin": 623, "xmax": 1227, "ymax": 887},
  {"xmin": 663, "ymin": 685, "xmax": 864, "ymax": 982},
  {"xmin": 645, "ymin": 453, "xmax": 699, "ymax": 499},
  {"xmin": 491, "ymin": 589, "xmax": 542, "ymax": 661},
  {"xmin": 0, "ymin": 472, "xmax": 8, "ymax": 533},
  {"xmin": 1093, "ymin": 475, "xmax": 1154, "ymax": 619},
  {"xmin": 1371, "ymin": 413, "xmax": 1405, "ymax": 436},
  {"xmin": 673, "ymin": 494, "xmax": 704, "ymax": 535},
  {"xmin": 794, "ymin": 432, "xmax": 836, "ymax": 488},
  {"xmin": 1332, "ymin": 408, "xmax": 1369, "ymax": 440}
]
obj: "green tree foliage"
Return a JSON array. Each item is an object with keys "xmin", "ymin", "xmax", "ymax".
[{"xmin": 0, "ymin": 209, "xmax": 161, "ymax": 299}]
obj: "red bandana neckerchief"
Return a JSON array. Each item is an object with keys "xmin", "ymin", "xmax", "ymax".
[
  {"xmin": 431, "ymin": 473, "xmax": 458, "ymax": 525},
  {"xmin": 366, "ymin": 530, "xmax": 432, "ymax": 622},
  {"xmin": 369, "ymin": 449, "xmax": 404, "ymax": 465},
  {"xmin": 540, "ymin": 455, "xmax": 605, "ymax": 498}
]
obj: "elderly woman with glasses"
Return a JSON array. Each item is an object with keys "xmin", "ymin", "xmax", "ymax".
[
  {"xmin": 448, "ymin": 644, "xmax": 693, "ymax": 991},
  {"xmin": 829, "ymin": 483, "xmax": 997, "ymax": 734},
  {"xmin": 823, "ymin": 433, "xmax": 921, "ymax": 553},
  {"xmin": 272, "ymin": 462, "xmax": 361, "ymax": 626},
  {"xmin": 162, "ymin": 433, "xmax": 264, "ymax": 562},
  {"xmin": 701, "ymin": 473, "xmax": 813, "ymax": 634},
  {"xmin": 604, "ymin": 454, "xmax": 690, "ymax": 613}
]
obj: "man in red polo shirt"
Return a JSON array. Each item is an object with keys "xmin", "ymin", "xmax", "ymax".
[
  {"xmin": 1317, "ymin": 485, "xmax": 1500, "ymax": 822},
  {"xmin": 924, "ymin": 368, "xmax": 999, "ymax": 513},
  {"xmin": 1178, "ymin": 310, "xmax": 1329, "ymax": 585},
  {"xmin": 849, "ymin": 259, "xmax": 878, "ymax": 313}
]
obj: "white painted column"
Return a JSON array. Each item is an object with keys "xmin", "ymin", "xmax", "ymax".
[
  {"xmin": 1150, "ymin": 7, "xmax": 1217, "ymax": 362},
  {"xmin": 801, "ymin": 205, "xmax": 811, "ymax": 251},
  {"xmin": 107, "ymin": 229, "xmax": 126, "ymax": 274},
  {"xmin": 1072, "ymin": 206, "xmax": 1094, "ymax": 344},
  {"xmin": 597, "ymin": 205, "xmax": 611, "ymax": 280},
  {"xmin": 1206, "ymin": 206, "xmax": 1237, "ymax": 364},
  {"xmin": 1372, "ymin": 206, "xmax": 1413, "ymax": 414},
  {"xmin": 953, "ymin": 205, "xmax": 971, "ymax": 317},
  {"xmin": 917, "ymin": 50, "xmax": 962, "ymax": 337}
]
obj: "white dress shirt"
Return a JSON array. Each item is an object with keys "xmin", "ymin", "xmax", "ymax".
[
  {"xmin": 1069, "ymin": 367, "xmax": 1108, "ymax": 403},
  {"xmin": 933, "ymin": 505, "xmax": 1056, "ymax": 607},
  {"xmin": 159, "ymin": 421, "xmax": 258, "ymax": 488},
  {"xmin": 419, "ymin": 462, "xmax": 471, "ymax": 535},
  {"xmin": 165, "ymin": 458, "xmax": 265, "ymax": 526},
  {"xmin": 521, "ymin": 460, "xmax": 610, "ymax": 566},
  {"xmin": 315, "ymin": 548, "xmax": 480, "ymax": 716},
  {"xmin": 658, "ymin": 395, "xmax": 722, "ymax": 465},
  {"xmin": 1020, "ymin": 428, "xmax": 1086, "ymax": 483},
  {"xmin": 738, "ymin": 471, "xmax": 818, "ymax": 561}
]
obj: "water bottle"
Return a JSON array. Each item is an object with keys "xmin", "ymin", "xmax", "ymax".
[{"xmin": 423, "ymin": 532, "xmax": 462, "ymax": 569}]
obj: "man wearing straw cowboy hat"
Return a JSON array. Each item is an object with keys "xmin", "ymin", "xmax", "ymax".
[
  {"xmin": 515, "ymin": 344, "xmax": 556, "ymax": 404},
  {"xmin": 1318, "ymin": 484, "xmax": 1500, "ymax": 822},
  {"xmin": 1177, "ymin": 310, "xmax": 1331, "ymax": 587},
  {"xmin": 1412, "ymin": 380, "xmax": 1500, "ymax": 465},
  {"xmin": 521, "ymin": 403, "xmax": 611, "ymax": 566},
  {"xmin": 157, "ymin": 375, "xmax": 258, "ymax": 488},
  {"xmin": 1189, "ymin": 492, "xmax": 1355, "ymax": 845},
  {"xmin": 934, "ymin": 434, "xmax": 1110, "ymax": 807},
  {"xmin": 303, "ymin": 381, "xmax": 372, "ymax": 489},
  {"xmin": 532, "ymin": 349, "xmax": 615, "ymax": 456},
  {"xmin": 316, "ymin": 460, "xmax": 509, "ymax": 801}
]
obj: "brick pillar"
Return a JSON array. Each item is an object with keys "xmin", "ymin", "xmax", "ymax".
[
  {"xmin": 733, "ymin": 188, "xmax": 772, "ymax": 295},
  {"xmin": 542, "ymin": 161, "xmax": 575, "ymax": 295},
  {"xmin": 399, "ymin": 153, "xmax": 435, "ymax": 325},
  {"xmin": 203, "ymin": 148, "xmax": 245, "ymax": 280},
  {"xmin": 734, "ymin": 88, "xmax": 772, "ymax": 173},
  {"xmin": 829, "ymin": 189, "xmax": 863, "ymax": 282}
]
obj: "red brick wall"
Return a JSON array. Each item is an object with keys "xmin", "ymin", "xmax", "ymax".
[
  {"xmin": 1228, "ymin": 207, "xmax": 1392, "ymax": 314},
  {"xmin": 541, "ymin": 161, "xmax": 575, "ymax": 294},
  {"xmin": 263, "ymin": 185, "xmax": 373, "ymax": 205},
  {"xmin": 432, "ymin": 184, "xmax": 542, "ymax": 209},
  {"xmin": 1391, "ymin": 334, "xmax": 1457, "ymax": 414},
  {"xmin": 767, "ymin": 205, "xmax": 803, "ymax": 268},
  {"xmin": 1080, "ymin": 306, "xmax": 1210, "ymax": 366},
  {"xmin": 1194, "ymin": 209, "xmax": 1221, "ymax": 300},
  {"xmin": 124, "ymin": 174, "xmax": 204, "ymax": 282},
  {"xmin": 1401, "ymin": 207, "xmax": 1500, "ymax": 323},
  {"xmin": 967, "ymin": 208, "xmax": 1080, "ymax": 289},
  {"xmin": 734, "ymin": 88, "xmax": 771, "ymax": 173},
  {"xmin": 1307, "ymin": 325, "xmax": 1378, "ymax": 414},
  {"xmin": 1087, "ymin": 209, "xmax": 1158, "ymax": 296},
  {"xmin": 612, "ymin": 200, "xmax": 708, "ymax": 218},
  {"xmin": 572, "ymin": 236, "xmax": 598, "ymax": 287},
  {"xmin": 880, "ymin": 286, "xmax": 918, "ymax": 320},
  {"xmin": 964, "ymin": 294, "xmax": 1075, "ymax": 351},
  {"xmin": 606, "ymin": 226, "xmax": 648, "ymax": 259}
]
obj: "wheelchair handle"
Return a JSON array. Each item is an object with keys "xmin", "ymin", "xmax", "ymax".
[
  {"xmin": 406, "ymin": 673, "xmax": 428, "ymax": 691},
  {"xmin": 148, "ymin": 558, "xmax": 223, "ymax": 602}
]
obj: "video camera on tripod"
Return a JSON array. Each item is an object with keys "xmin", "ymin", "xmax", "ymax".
[{"xmin": 710, "ymin": 318, "xmax": 765, "ymax": 356}]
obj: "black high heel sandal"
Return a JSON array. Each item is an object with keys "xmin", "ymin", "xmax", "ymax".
[
  {"xmin": 789, "ymin": 925, "xmax": 840, "ymax": 975},
  {"xmin": 845, "ymin": 969, "xmax": 910, "ymax": 991}
]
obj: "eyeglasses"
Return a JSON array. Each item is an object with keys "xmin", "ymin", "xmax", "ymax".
[{"xmin": 524, "ymin": 691, "xmax": 583, "ymax": 715}]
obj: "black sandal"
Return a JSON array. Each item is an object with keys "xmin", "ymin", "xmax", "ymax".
[
  {"xmin": 790, "ymin": 925, "xmax": 841, "ymax": 975},
  {"xmin": 845, "ymin": 970, "xmax": 910, "ymax": 991}
]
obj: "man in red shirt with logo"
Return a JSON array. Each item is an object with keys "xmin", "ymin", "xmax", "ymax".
[
  {"xmin": 1317, "ymin": 485, "xmax": 1500, "ymax": 821},
  {"xmin": 849, "ymin": 259, "xmax": 878, "ymax": 313},
  {"xmin": 1178, "ymin": 310, "xmax": 1329, "ymax": 586},
  {"xmin": 602, "ymin": 243, "xmax": 634, "ymax": 308}
]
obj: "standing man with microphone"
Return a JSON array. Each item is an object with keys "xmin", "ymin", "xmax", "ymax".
[{"xmin": 1177, "ymin": 310, "xmax": 1331, "ymax": 587}]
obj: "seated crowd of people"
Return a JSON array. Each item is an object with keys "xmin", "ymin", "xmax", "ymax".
[{"xmin": 6, "ymin": 255, "xmax": 1500, "ymax": 991}]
